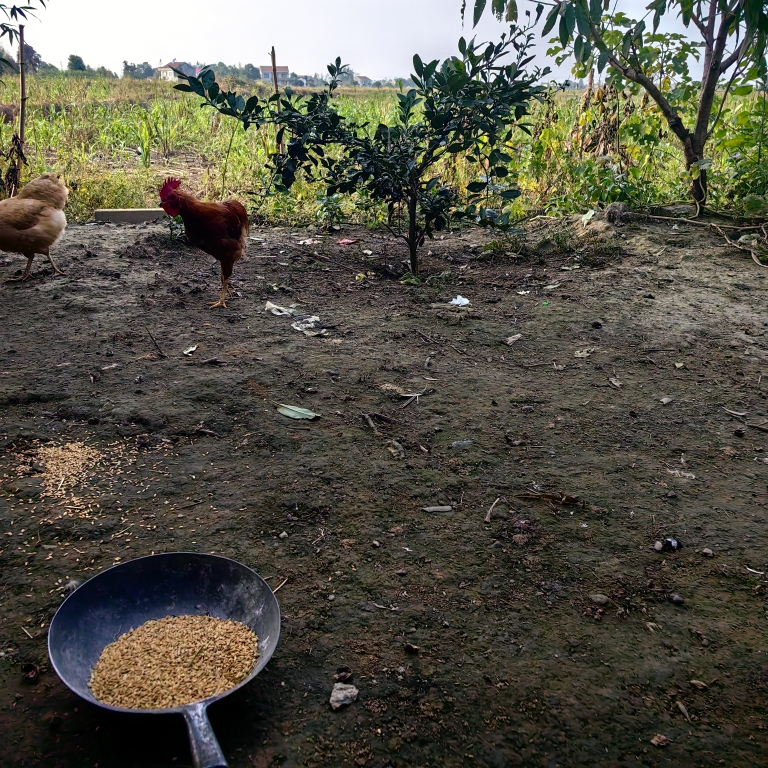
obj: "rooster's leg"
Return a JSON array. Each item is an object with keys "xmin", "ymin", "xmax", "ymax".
[
  {"xmin": 209, "ymin": 261, "xmax": 233, "ymax": 309},
  {"xmin": 209, "ymin": 281, "xmax": 228, "ymax": 309},
  {"xmin": 5, "ymin": 255, "xmax": 34, "ymax": 282},
  {"xmin": 45, "ymin": 249, "xmax": 65, "ymax": 277}
]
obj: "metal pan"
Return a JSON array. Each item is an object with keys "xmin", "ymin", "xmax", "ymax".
[{"xmin": 48, "ymin": 552, "xmax": 281, "ymax": 768}]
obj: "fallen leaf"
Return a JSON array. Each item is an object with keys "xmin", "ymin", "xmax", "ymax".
[
  {"xmin": 689, "ymin": 679, "xmax": 708, "ymax": 690},
  {"xmin": 651, "ymin": 734, "xmax": 671, "ymax": 747},
  {"xmin": 676, "ymin": 700, "xmax": 691, "ymax": 723},
  {"xmin": 581, "ymin": 209, "xmax": 596, "ymax": 227},
  {"xmin": 337, "ymin": 238, "xmax": 359, "ymax": 245},
  {"xmin": 182, "ymin": 345, "xmax": 198, "ymax": 356},
  {"xmin": 276, "ymin": 404, "xmax": 320, "ymax": 420},
  {"xmin": 574, "ymin": 348, "xmax": 597, "ymax": 358},
  {"xmin": 505, "ymin": 334, "xmax": 522, "ymax": 346}
]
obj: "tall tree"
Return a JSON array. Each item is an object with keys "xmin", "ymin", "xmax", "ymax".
[
  {"xmin": 467, "ymin": 0, "xmax": 768, "ymax": 205},
  {"xmin": 67, "ymin": 54, "xmax": 86, "ymax": 72}
]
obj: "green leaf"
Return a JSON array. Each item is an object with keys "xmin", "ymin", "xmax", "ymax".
[
  {"xmin": 467, "ymin": 181, "xmax": 488, "ymax": 193},
  {"xmin": 473, "ymin": 0, "xmax": 487, "ymax": 26},
  {"xmin": 574, "ymin": 1, "xmax": 591, "ymax": 37},
  {"xmin": 574, "ymin": 36, "xmax": 585, "ymax": 62},
  {"xmin": 413, "ymin": 54, "xmax": 424, "ymax": 77},
  {"xmin": 732, "ymin": 85, "xmax": 754, "ymax": 96},
  {"xmin": 542, "ymin": 3, "xmax": 560, "ymax": 36},
  {"xmin": 276, "ymin": 404, "xmax": 320, "ymax": 420},
  {"xmin": 189, "ymin": 78, "xmax": 206, "ymax": 97},
  {"xmin": 173, "ymin": 84, "xmax": 194, "ymax": 93}
]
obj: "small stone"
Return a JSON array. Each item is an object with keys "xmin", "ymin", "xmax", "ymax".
[
  {"xmin": 404, "ymin": 643, "xmax": 420, "ymax": 654},
  {"xmin": 330, "ymin": 682, "xmax": 358, "ymax": 710},
  {"xmin": 702, "ymin": 548, "xmax": 714, "ymax": 557},
  {"xmin": 335, "ymin": 665, "xmax": 353, "ymax": 682},
  {"xmin": 689, "ymin": 679, "xmax": 708, "ymax": 690},
  {"xmin": 490, "ymin": 540, "xmax": 503, "ymax": 548},
  {"xmin": 590, "ymin": 594, "xmax": 609, "ymax": 606},
  {"xmin": 670, "ymin": 593, "xmax": 684, "ymax": 606},
  {"xmin": 372, "ymin": 540, "xmax": 380, "ymax": 548},
  {"xmin": 395, "ymin": 569, "xmax": 407, "ymax": 576},
  {"xmin": 279, "ymin": 531, "xmax": 288, "ymax": 539},
  {"xmin": 328, "ymin": 594, "xmax": 335, "ymax": 601},
  {"xmin": 660, "ymin": 397, "xmax": 673, "ymax": 405},
  {"xmin": 653, "ymin": 541, "xmax": 664, "ymax": 552}
]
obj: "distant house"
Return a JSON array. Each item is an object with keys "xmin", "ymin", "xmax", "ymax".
[
  {"xmin": 355, "ymin": 75, "xmax": 372, "ymax": 86},
  {"xmin": 259, "ymin": 65, "xmax": 290, "ymax": 86},
  {"xmin": 157, "ymin": 61, "xmax": 196, "ymax": 81}
]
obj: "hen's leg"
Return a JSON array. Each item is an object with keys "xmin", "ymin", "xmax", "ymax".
[
  {"xmin": 45, "ymin": 248, "xmax": 65, "ymax": 277},
  {"xmin": 5, "ymin": 254, "xmax": 34, "ymax": 282}
]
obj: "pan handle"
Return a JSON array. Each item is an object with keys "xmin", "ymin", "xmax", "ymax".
[{"xmin": 183, "ymin": 702, "xmax": 228, "ymax": 768}]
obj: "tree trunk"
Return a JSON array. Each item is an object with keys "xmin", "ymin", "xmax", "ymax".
[
  {"xmin": 682, "ymin": 132, "xmax": 707, "ymax": 204},
  {"xmin": 407, "ymin": 188, "xmax": 419, "ymax": 275}
]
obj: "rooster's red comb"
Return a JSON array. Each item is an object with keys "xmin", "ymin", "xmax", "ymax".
[{"xmin": 159, "ymin": 177, "xmax": 182, "ymax": 199}]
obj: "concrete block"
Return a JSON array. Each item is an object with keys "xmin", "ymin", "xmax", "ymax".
[{"xmin": 94, "ymin": 209, "xmax": 168, "ymax": 224}]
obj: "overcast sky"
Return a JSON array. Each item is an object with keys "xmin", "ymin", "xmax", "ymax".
[{"xmin": 22, "ymin": 0, "xmax": 688, "ymax": 80}]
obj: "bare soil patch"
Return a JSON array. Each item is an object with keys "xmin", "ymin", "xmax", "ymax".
[{"xmin": 0, "ymin": 212, "xmax": 767, "ymax": 767}]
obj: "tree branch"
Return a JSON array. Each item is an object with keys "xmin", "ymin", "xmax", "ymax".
[
  {"xmin": 719, "ymin": 31, "xmax": 754, "ymax": 75},
  {"xmin": 707, "ymin": 59, "xmax": 746, "ymax": 140},
  {"xmin": 590, "ymin": 24, "xmax": 690, "ymax": 144}
]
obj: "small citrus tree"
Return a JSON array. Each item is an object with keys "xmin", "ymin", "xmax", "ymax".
[{"xmin": 174, "ymin": 28, "xmax": 547, "ymax": 274}]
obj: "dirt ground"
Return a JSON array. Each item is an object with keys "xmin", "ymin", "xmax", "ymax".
[{"xmin": 0, "ymin": 209, "xmax": 767, "ymax": 768}]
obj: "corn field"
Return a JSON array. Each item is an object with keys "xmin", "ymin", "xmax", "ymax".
[{"xmin": 0, "ymin": 73, "xmax": 766, "ymax": 223}]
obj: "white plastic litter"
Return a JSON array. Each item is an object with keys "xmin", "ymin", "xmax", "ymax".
[
  {"xmin": 264, "ymin": 301, "xmax": 295, "ymax": 316},
  {"xmin": 449, "ymin": 296, "xmax": 470, "ymax": 306}
]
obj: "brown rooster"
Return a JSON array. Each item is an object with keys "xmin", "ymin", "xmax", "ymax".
[
  {"xmin": 158, "ymin": 178, "xmax": 249, "ymax": 308},
  {"xmin": 0, "ymin": 173, "xmax": 68, "ymax": 282}
]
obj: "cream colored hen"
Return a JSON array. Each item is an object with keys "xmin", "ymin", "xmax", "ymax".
[{"xmin": 0, "ymin": 173, "xmax": 68, "ymax": 281}]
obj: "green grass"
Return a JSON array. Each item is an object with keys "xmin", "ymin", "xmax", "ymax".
[{"xmin": 0, "ymin": 73, "xmax": 765, "ymax": 223}]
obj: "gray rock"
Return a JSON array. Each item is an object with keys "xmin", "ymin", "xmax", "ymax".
[
  {"xmin": 702, "ymin": 548, "xmax": 714, "ymax": 557},
  {"xmin": 590, "ymin": 594, "xmax": 609, "ymax": 606},
  {"xmin": 330, "ymin": 682, "xmax": 358, "ymax": 710},
  {"xmin": 670, "ymin": 593, "xmax": 684, "ymax": 606}
]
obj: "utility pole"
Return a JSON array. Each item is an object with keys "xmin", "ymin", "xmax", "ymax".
[{"xmin": 11, "ymin": 24, "xmax": 26, "ymax": 196}]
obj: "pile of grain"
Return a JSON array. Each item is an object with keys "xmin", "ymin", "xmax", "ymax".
[
  {"xmin": 89, "ymin": 615, "xmax": 258, "ymax": 709},
  {"xmin": 36, "ymin": 441, "xmax": 104, "ymax": 496}
]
